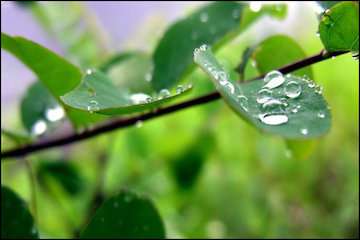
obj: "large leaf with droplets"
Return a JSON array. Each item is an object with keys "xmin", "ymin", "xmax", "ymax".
[
  {"xmin": 1, "ymin": 33, "xmax": 106, "ymax": 128},
  {"xmin": 21, "ymin": 82, "xmax": 64, "ymax": 136},
  {"xmin": 194, "ymin": 46, "xmax": 331, "ymax": 139},
  {"xmin": 1, "ymin": 186, "xmax": 39, "ymax": 239},
  {"xmin": 251, "ymin": 35, "xmax": 314, "ymax": 79},
  {"xmin": 80, "ymin": 190, "xmax": 165, "ymax": 238},
  {"xmin": 60, "ymin": 70, "xmax": 192, "ymax": 115},
  {"xmin": 318, "ymin": 2, "xmax": 359, "ymax": 54},
  {"xmin": 151, "ymin": 2, "xmax": 287, "ymax": 91}
]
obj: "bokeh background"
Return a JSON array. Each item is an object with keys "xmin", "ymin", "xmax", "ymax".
[{"xmin": 1, "ymin": 1, "xmax": 359, "ymax": 238}]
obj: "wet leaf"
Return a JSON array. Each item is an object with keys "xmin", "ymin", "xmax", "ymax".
[
  {"xmin": 80, "ymin": 190, "xmax": 165, "ymax": 239},
  {"xmin": 1, "ymin": 186, "xmax": 39, "ymax": 239},
  {"xmin": 60, "ymin": 70, "xmax": 192, "ymax": 115},
  {"xmin": 194, "ymin": 46, "xmax": 331, "ymax": 139}
]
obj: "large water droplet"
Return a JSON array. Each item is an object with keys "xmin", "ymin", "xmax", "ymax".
[
  {"xmin": 200, "ymin": 12, "xmax": 209, "ymax": 23},
  {"xmin": 87, "ymin": 100, "xmax": 99, "ymax": 113},
  {"xmin": 237, "ymin": 95, "xmax": 248, "ymax": 112},
  {"xmin": 285, "ymin": 81, "xmax": 302, "ymax": 98},
  {"xmin": 256, "ymin": 89, "xmax": 272, "ymax": 104},
  {"xmin": 159, "ymin": 89, "xmax": 170, "ymax": 99},
  {"xmin": 259, "ymin": 114, "xmax": 288, "ymax": 125},
  {"xmin": 32, "ymin": 120, "xmax": 47, "ymax": 136},
  {"xmin": 86, "ymin": 69, "xmax": 93, "ymax": 75},
  {"xmin": 263, "ymin": 71, "xmax": 285, "ymax": 89},
  {"xmin": 130, "ymin": 93, "xmax": 152, "ymax": 104},
  {"xmin": 261, "ymin": 99, "xmax": 286, "ymax": 114},
  {"xmin": 176, "ymin": 85, "xmax": 184, "ymax": 94},
  {"xmin": 307, "ymin": 81, "xmax": 315, "ymax": 88},
  {"xmin": 45, "ymin": 106, "xmax": 65, "ymax": 122}
]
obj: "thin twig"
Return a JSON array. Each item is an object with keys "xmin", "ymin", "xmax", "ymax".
[{"xmin": 1, "ymin": 50, "xmax": 349, "ymax": 160}]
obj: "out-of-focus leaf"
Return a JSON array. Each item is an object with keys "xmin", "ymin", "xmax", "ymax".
[
  {"xmin": 1, "ymin": 129, "xmax": 32, "ymax": 145},
  {"xmin": 1, "ymin": 33, "xmax": 106, "ymax": 128},
  {"xmin": 36, "ymin": 160, "xmax": 84, "ymax": 196},
  {"xmin": 151, "ymin": 2, "xmax": 287, "ymax": 91},
  {"xmin": 21, "ymin": 82, "xmax": 64, "ymax": 136},
  {"xmin": 318, "ymin": 2, "xmax": 359, "ymax": 54},
  {"xmin": 235, "ymin": 47, "xmax": 255, "ymax": 81},
  {"xmin": 100, "ymin": 52, "xmax": 153, "ymax": 93},
  {"xmin": 1, "ymin": 186, "xmax": 39, "ymax": 239},
  {"xmin": 194, "ymin": 46, "xmax": 331, "ymax": 139},
  {"xmin": 80, "ymin": 190, "xmax": 165, "ymax": 239},
  {"xmin": 171, "ymin": 130, "xmax": 215, "ymax": 190},
  {"xmin": 251, "ymin": 35, "xmax": 314, "ymax": 79},
  {"xmin": 60, "ymin": 70, "xmax": 192, "ymax": 115},
  {"xmin": 29, "ymin": 2, "xmax": 110, "ymax": 67},
  {"xmin": 286, "ymin": 139, "xmax": 319, "ymax": 160}
]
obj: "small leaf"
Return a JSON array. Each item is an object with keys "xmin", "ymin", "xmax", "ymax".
[
  {"xmin": 194, "ymin": 45, "xmax": 331, "ymax": 139},
  {"xmin": 36, "ymin": 160, "xmax": 84, "ymax": 196},
  {"xmin": 318, "ymin": 2, "xmax": 359, "ymax": 53},
  {"xmin": 1, "ymin": 32, "xmax": 106, "ymax": 128},
  {"xmin": 60, "ymin": 70, "xmax": 192, "ymax": 115},
  {"xmin": 1, "ymin": 186, "xmax": 39, "ymax": 239},
  {"xmin": 151, "ymin": 2, "xmax": 287, "ymax": 91},
  {"xmin": 21, "ymin": 82, "xmax": 64, "ymax": 136},
  {"xmin": 251, "ymin": 34, "xmax": 314, "ymax": 79},
  {"xmin": 80, "ymin": 190, "xmax": 165, "ymax": 239}
]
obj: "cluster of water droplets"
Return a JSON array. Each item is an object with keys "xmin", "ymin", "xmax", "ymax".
[
  {"xmin": 85, "ymin": 69, "xmax": 100, "ymax": 113},
  {"xmin": 254, "ymin": 71, "xmax": 327, "ymax": 135}
]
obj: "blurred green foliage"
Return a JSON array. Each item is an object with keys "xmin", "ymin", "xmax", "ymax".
[{"xmin": 1, "ymin": 1, "xmax": 358, "ymax": 239}]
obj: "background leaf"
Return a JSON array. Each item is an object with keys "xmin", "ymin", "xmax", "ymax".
[
  {"xmin": 1, "ymin": 186, "xmax": 39, "ymax": 239},
  {"xmin": 194, "ymin": 46, "xmax": 331, "ymax": 139},
  {"xmin": 151, "ymin": 2, "xmax": 287, "ymax": 91},
  {"xmin": 318, "ymin": 2, "xmax": 359, "ymax": 53},
  {"xmin": 80, "ymin": 190, "xmax": 165, "ymax": 239},
  {"xmin": 251, "ymin": 35, "xmax": 313, "ymax": 79}
]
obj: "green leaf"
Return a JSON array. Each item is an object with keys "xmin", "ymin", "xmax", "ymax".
[
  {"xmin": 318, "ymin": 2, "xmax": 359, "ymax": 53},
  {"xmin": 1, "ymin": 129, "xmax": 32, "ymax": 145},
  {"xmin": 1, "ymin": 186, "xmax": 39, "ymax": 239},
  {"xmin": 171, "ymin": 130, "xmax": 215, "ymax": 190},
  {"xmin": 21, "ymin": 82, "xmax": 64, "ymax": 135},
  {"xmin": 194, "ymin": 46, "xmax": 331, "ymax": 139},
  {"xmin": 60, "ymin": 70, "xmax": 192, "ymax": 115},
  {"xmin": 251, "ymin": 35, "xmax": 314, "ymax": 79},
  {"xmin": 151, "ymin": 2, "xmax": 287, "ymax": 91},
  {"xmin": 80, "ymin": 190, "xmax": 165, "ymax": 239},
  {"xmin": 100, "ymin": 52, "xmax": 153, "ymax": 93},
  {"xmin": 1, "ymin": 32, "xmax": 106, "ymax": 128},
  {"xmin": 36, "ymin": 160, "xmax": 84, "ymax": 196}
]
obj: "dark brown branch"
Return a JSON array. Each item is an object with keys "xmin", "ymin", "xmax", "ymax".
[{"xmin": 1, "ymin": 50, "xmax": 348, "ymax": 160}]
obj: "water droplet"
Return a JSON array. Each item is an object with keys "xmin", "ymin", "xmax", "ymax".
[
  {"xmin": 31, "ymin": 120, "xmax": 47, "ymax": 136},
  {"xmin": 237, "ymin": 95, "xmax": 248, "ymax": 112},
  {"xmin": 135, "ymin": 120, "xmax": 143, "ymax": 128},
  {"xmin": 224, "ymin": 82, "xmax": 235, "ymax": 94},
  {"xmin": 317, "ymin": 111, "xmax": 325, "ymax": 118},
  {"xmin": 199, "ymin": 44, "xmax": 208, "ymax": 51},
  {"xmin": 218, "ymin": 71, "xmax": 228, "ymax": 85},
  {"xmin": 250, "ymin": 2, "xmax": 262, "ymax": 12},
  {"xmin": 322, "ymin": 15, "xmax": 333, "ymax": 26},
  {"xmin": 256, "ymin": 89, "xmax": 272, "ymax": 104},
  {"xmin": 284, "ymin": 81, "xmax": 302, "ymax": 98},
  {"xmin": 291, "ymin": 107, "xmax": 298, "ymax": 113},
  {"xmin": 351, "ymin": 50, "xmax": 359, "ymax": 60},
  {"xmin": 232, "ymin": 9, "xmax": 240, "ymax": 19},
  {"xmin": 251, "ymin": 60, "xmax": 257, "ymax": 68},
  {"xmin": 45, "ymin": 106, "xmax": 65, "ymax": 122},
  {"xmin": 316, "ymin": 32, "xmax": 320, "ymax": 37},
  {"xmin": 301, "ymin": 128, "xmax": 308, "ymax": 135},
  {"xmin": 200, "ymin": 12, "xmax": 209, "ymax": 23},
  {"xmin": 87, "ymin": 100, "xmax": 99, "ymax": 113},
  {"xmin": 145, "ymin": 72, "xmax": 152, "ymax": 82},
  {"xmin": 159, "ymin": 89, "xmax": 170, "ymax": 99},
  {"xmin": 261, "ymin": 99, "xmax": 286, "ymax": 114},
  {"xmin": 324, "ymin": 9, "xmax": 331, "ymax": 15},
  {"xmin": 86, "ymin": 69, "xmax": 93, "ymax": 75},
  {"xmin": 259, "ymin": 114, "xmax": 288, "ymax": 125},
  {"xmin": 263, "ymin": 71, "xmax": 285, "ymax": 89},
  {"xmin": 307, "ymin": 81, "xmax": 315, "ymax": 88},
  {"xmin": 315, "ymin": 85, "xmax": 323, "ymax": 94},
  {"xmin": 130, "ymin": 93, "xmax": 152, "ymax": 104},
  {"xmin": 176, "ymin": 85, "xmax": 184, "ymax": 94}
]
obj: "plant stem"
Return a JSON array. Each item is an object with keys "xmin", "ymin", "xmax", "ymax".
[{"xmin": 0, "ymin": 50, "xmax": 348, "ymax": 160}]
